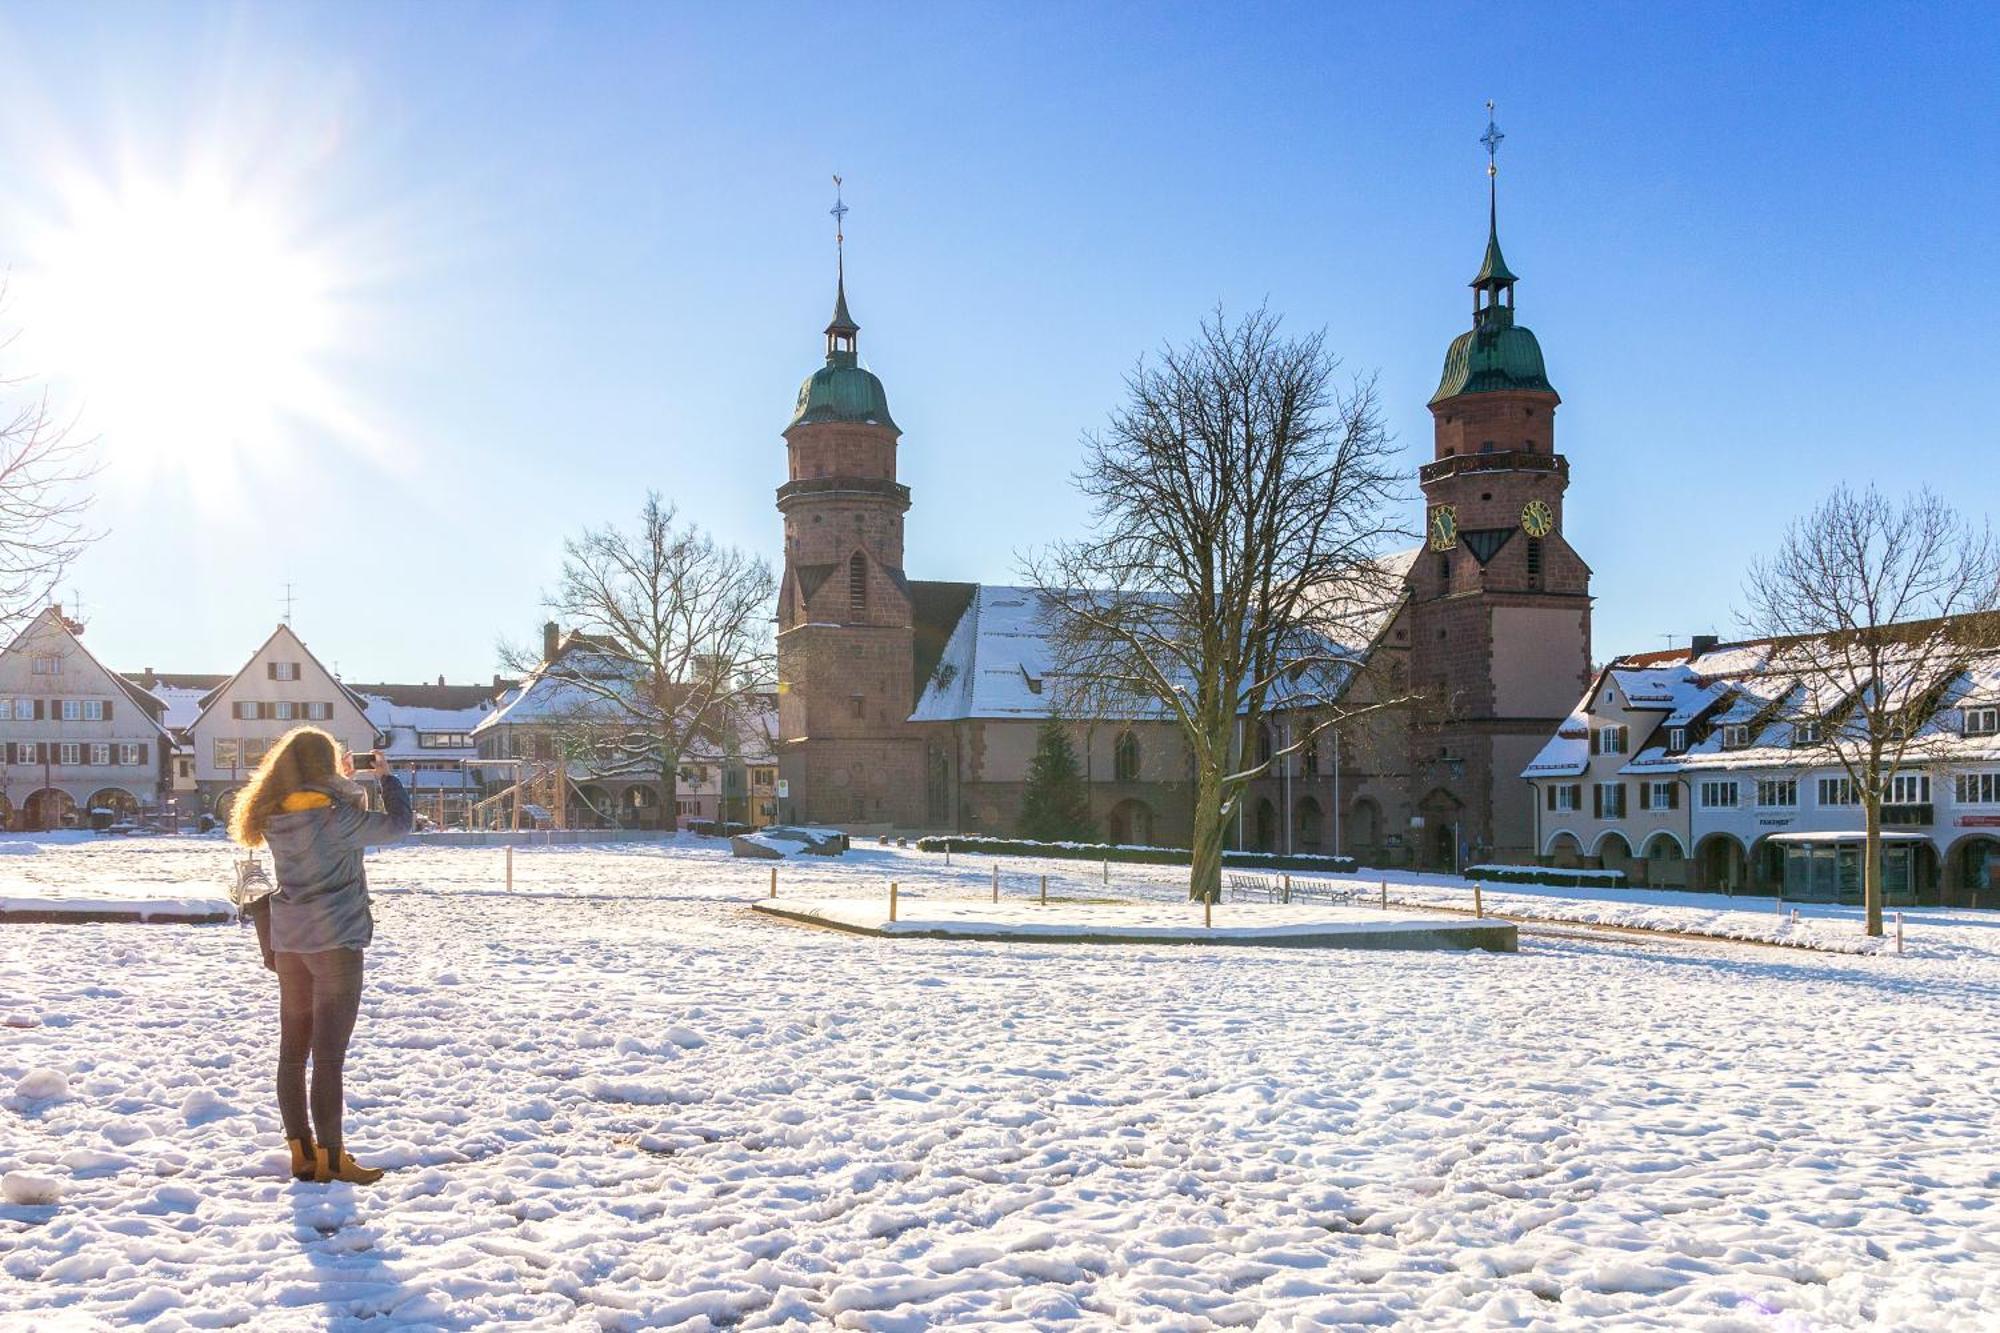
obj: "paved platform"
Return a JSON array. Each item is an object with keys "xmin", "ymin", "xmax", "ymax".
[{"xmin": 751, "ymin": 895, "xmax": 1517, "ymax": 952}]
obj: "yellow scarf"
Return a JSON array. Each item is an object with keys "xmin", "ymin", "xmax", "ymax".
[{"xmin": 279, "ymin": 792, "xmax": 333, "ymax": 812}]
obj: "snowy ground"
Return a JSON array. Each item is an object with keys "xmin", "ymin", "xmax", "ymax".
[{"xmin": 5, "ymin": 837, "xmax": 2000, "ymax": 1329}]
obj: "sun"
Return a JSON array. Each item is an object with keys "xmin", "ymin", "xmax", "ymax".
[{"xmin": 18, "ymin": 169, "xmax": 351, "ymax": 483}]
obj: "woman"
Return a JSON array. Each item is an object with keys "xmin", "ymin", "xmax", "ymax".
[{"xmin": 230, "ymin": 726, "xmax": 412, "ymax": 1185}]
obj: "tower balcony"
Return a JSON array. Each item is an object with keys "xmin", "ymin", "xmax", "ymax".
[
  {"xmin": 1419, "ymin": 449, "xmax": 1567, "ymax": 487},
  {"xmin": 776, "ymin": 476, "xmax": 912, "ymax": 512}
]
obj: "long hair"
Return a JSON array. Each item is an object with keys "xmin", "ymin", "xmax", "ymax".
[{"xmin": 229, "ymin": 726, "xmax": 345, "ymax": 847}]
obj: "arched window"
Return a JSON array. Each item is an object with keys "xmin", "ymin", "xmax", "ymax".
[
  {"xmin": 1113, "ymin": 731, "xmax": 1141, "ymax": 782},
  {"xmin": 1256, "ymin": 725, "xmax": 1274, "ymax": 766},
  {"xmin": 848, "ymin": 553, "xmax": 867, "ymax": 615}
]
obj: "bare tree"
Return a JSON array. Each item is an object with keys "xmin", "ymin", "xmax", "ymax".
[
  {"xmin": 0, "ymin": 306, "xmax": 96, "ymax": 630},
  {"xmin": 1026, "ymin": 307, "xmax": 1408, "ymax": 901},
  {"xmin": 1743, "ymin": 485, "xmax": 2000, "ymax": 936},
  {"xmin": 508, "ymin": 494, "xmax": 776, "ymax": 831}
]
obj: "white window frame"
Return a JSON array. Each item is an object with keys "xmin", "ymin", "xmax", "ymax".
[
  {"xmin": 1597, "ymin": 781, "xmax": 1627, "ymax": 818},
  {"xmin": 273, "ymin": 661, "xmax": 300, "ymax": 681},
  {"xmin": 1818, "ymin": 776, "xmax": 1859, "ymax": 807},
  {"xmin": 60, "ymin": 699, "xmax": 81, "ymax": 721},
  {"xmin": 1793, "ymin": 720, "xmax": 1821, "ymax": 745},
  {"xmin": 83, "ymin": 699, "xmax": 104, "ymax": 721},
  {"xmin": 1888, "ymin": 772, "xmax": 1931, "ymax": 805},
  {"xmin": 32, "ymin": 655, "xmax": 59, "ymax": 675},
  {"xmin": 1551, "ymin": 784, "xmax": 1579, "ymax": 813},
  {"xmin": 1595, "ymin": 725, "xmax": 1628, "ymax": 756},
  {"xmin": 1666, "ymin": 726, "xmax": 1687, "ymax": 752},
  {"xmin": 213, "ymin": 739, "xmax": 240, "ymax": 771},
  {"xmin": 1699, "ymin": 780, "xmax": 1739, "ymax": 809},
  {"xmin": 1721, "ymin": 724, "xmax": 1751, "ymax": 750},
  {"xmin": 119, "ymin": 743, "xmax": 142, "ymax": 766},
  {"xmin": 1642, "ymin": 780, "xmax": 1678, "ymax": 810},
  {"xmin": 1755, "ymin": 778, "xmax": 1798, "ymax": 809},
  {"xmin": 1966, "ymin": 707, "xmax": 1999, "ymax": 737},
  {"xmin": 89, "ymin": 742, "xmax": 111, "ymax": 766},
  {"xmin": 58, "ymin": 742, "xmax": 81, "ymax": 766},
  {"xmin": 273, "ymin": 701, "xmax": 296, "ymax": 721}
]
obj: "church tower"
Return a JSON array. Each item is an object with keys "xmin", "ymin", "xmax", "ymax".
[
  {"xmin": 1407, "ymin": 108, "xmax": 1592, "ymax": 867},
  {"xmin": 775, "ymin": 184, "xmax": 926, "ymax": 826}
]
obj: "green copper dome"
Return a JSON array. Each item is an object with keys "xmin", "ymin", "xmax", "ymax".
[
  {"xmin": 787, "ymin": 271, "xmax": 899, "ymax": 432},
  {"xmin": 1429, "ymin": 305, "xmax": 1555, "ymax": 405},
  {"xmin": 789, "ymin": 354, "xmax": 898, "ymax": 431}
]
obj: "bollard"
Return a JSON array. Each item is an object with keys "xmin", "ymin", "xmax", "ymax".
[
  {"xmin": 889, "ymin": 880, "xmax": 899, "ymax": 923},
  {"xmin": 1776, "ymin": 893, "xmax": 1783, "ymax": 919},
  {"xmin": 1895, "ymin": 911, "xmax": 1904, "ymax": 955},
  {"xmin": 1040, "ymin": 874, "xmax": 1048, "ymax": 906},
  {"xmin": 506, "ymin": 844, "xmax": 514, "ymax": 893},
  {"xmin": 1380, "ymin": 878, "xmax": 1387, "ymax": 910},
  {"xmin": 769, "ymin": 865, "xmax": 777, "ymax": 898},
  {"xmin": 992, "ymin": 863, "xmax": 1000, "ymax": 903},
  {"xmin": 946, "ymin": 846, "xmax": 952, "ymax": 868},
  {"xmin": 1473, "ymin": 881, "xmax": 1483, "ymax": 919},
  {"xmin": 1204, "ymin": 892, "xmax": 1213, "ymax": 929},
  {"xmin": 1282, "ymin": 873, "xmax": 1292, "ymax": 905},
  {"xmin": 1791, "ymin": 908, "xmax": 1800, "ymax": 926},
  {"xmin": 1103, "ymin": 858, "xmax": 1109, "ymax": 885}
]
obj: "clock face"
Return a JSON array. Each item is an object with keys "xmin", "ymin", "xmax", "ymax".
[
  {"xmin": 1428, "ymin": 504, "xmax": 1459, "ymax": 551},
  {"xmin": 1521, "ymin": 498, "xmax": 1555, "ymax": 539}
]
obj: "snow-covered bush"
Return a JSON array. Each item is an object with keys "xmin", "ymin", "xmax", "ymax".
[
  {"xmin": 1467, "ymin": 864, "xmax": 1630, "ymax": 889},
  {"xmin": 915, "ymin": 835, "xmax": 1355, "ymax": 874}
]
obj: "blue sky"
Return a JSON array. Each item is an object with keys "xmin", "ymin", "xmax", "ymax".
[{"xmin": 1, "ymin": 3, "xmax": 1995, "ymax": 682}]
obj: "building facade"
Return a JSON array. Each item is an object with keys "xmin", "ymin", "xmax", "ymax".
[
  {"xmin": 1525, "ymin": 635, "xmax": 2000, "ymax": 906},
  {"xmin": 0, "ymin": 607, "xmax": 172, "ymax": 828},
  {"xmin": 777, "ymin": 161, "xmax": 1589, "ymax": 864},
  {"xmin": 184, "ymin": 624, "xmax": 380, "ymax": 820}
]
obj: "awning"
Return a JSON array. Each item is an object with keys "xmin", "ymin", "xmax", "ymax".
[{"xmin": 1762, "ymin": 830, "xmax": 1931, "ymax": 845}]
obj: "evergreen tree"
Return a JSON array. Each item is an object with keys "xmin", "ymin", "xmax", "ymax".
[{"xmin": 1017, "ymin": 720, "xmax": 1095, "ymax": 842}]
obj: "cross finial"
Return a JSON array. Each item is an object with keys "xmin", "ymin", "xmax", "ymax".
[
  {"xmin": 281, "ymin": 582, "xmax": 296, "ymax": 626},
  {"xmin": 1480, "ymin": 101, "xmax": 1504, "ymax": 178},
  {"xmin": 830, "ymin": 174, "xmax": 848, "ymax": 251}
]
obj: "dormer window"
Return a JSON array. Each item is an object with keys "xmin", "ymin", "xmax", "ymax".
[
  {"xmin": 1794, "ymin": 720, "xmax": 1822, "ymax": 746},
  {"xmin": 1966, "ymin": 707, "xmax": 1999, "ymax": 737},
  {"xmin": 1666, "ymin": 726, "xmax": 1687, "ymax": 753},
  {"xmin": 1721, "ymin": 724, "xmax": 1751, "ymax": 750}
]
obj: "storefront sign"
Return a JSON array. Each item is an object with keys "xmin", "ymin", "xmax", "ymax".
[{"xmin": 1958, "ymin": 813, "xmax": 2000, "ymax": 828}]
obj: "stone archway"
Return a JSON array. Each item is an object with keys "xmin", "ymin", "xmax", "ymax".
[
  {"xmin": 24, "ymin": 788, "xmax": 75, "ymax": 831},
  {"xmin": 1293, "ymin": 796, "xmax": 1324, "ymax": 851},
  {"xmin": 1347, "ymin": 798, "xmax": 1382, "ymax": 860},
  {"xmin": 1595, "ymin": 830, "xmax": 1638, "ymax": 883},
  {"xmin": 1640, "ymin": 831, "xmax": 1688, "ymax": 889},
  {"xmin": 86, "ymin": 788, "xmax": 141, "ymax": 822},
  {"xmin": 1544, "ymin": 831, "xmax": 1584, "ymax": 867},
  {"xmin": 1107, "ymin": 798, "xmax": 1153, "ymax": 847},
  {"xmin": 1695, "ymin": 833, "xmax": 1747, "ymax": 895},
  {"xmin": 1946, "ymin": 835, "xmax": 2000, "ymax": 908},
  {"xmin": 1417, "ymin": 788, "xmax": 1465, "ymax": 872}
]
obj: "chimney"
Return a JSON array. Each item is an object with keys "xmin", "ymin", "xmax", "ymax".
[
  {"xmin": 436, "ymin": 674, "xmax": 445, "ymax": 687},
  {"xmin": 1690, "ymin": 634, "xmax": 1719, "ymax": 658},
  {"xmin": 542, "ymin": 621, "xmax": 560, "ymax": 661},
  {"xmin": 142, "ymin": 667, "xmax": 156, "ymax": 689}
]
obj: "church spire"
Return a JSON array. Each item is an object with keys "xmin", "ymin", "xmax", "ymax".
[
  {"xmin": 825, "ymin": 174, "xmax": 859, "ymax": 363},
  {"xmin": 1471, "ymin": 102, "xmax": 1518, "ymax": 312}
]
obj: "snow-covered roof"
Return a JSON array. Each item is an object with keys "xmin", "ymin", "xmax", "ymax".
[
  {"xmin": 1528, "ymin": 627, "xmax": 2000, "ymax": 779},
  {"xmin": 910, "ymin": 554, "xmax": 1417, "ymax": 725},
  {"xmin": 145, "ymin": 684, "xmax": 211, "ymax": 733}
]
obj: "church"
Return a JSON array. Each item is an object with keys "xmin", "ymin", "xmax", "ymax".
[{"xmin": 774, "ymin": 140, "xmax": 1592, "ymax": 868}]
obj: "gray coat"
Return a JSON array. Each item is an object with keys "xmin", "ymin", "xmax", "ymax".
[{"xmin": 262, "ymin": 774, "xmax": 413, "ymax": 954}]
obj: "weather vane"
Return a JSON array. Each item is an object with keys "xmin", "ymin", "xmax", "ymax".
[
  {"xmin": 1480, "ymin": 100, "xmax": 1504, "ymax": 178},
  {"xmin": 830, "ymin": 174, "xmax": 848, "ymax": 253}
]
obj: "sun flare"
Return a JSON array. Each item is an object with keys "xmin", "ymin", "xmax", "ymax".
[{"xmin": 19, "ymin": 170, "xmax": 349, "ymax": 482}]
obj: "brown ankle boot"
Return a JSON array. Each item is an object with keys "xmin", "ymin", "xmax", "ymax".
[
  {"xmin": 314, "ymin": 1144, "xmax": 385, "ymax": 1185},
  {"xmin": 286, "ymin": 1137, "xmax": 316, "ymax": 1181}
]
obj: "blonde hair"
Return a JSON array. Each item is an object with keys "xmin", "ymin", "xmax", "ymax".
[{"xmin": 229, "ymin": 726, "xmax": 345, "ymax": 847}]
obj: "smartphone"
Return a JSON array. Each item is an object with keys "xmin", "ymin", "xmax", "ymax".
[{"xmin": 351, "ymin": 752, "xmax": 378, "ymax": 771}]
